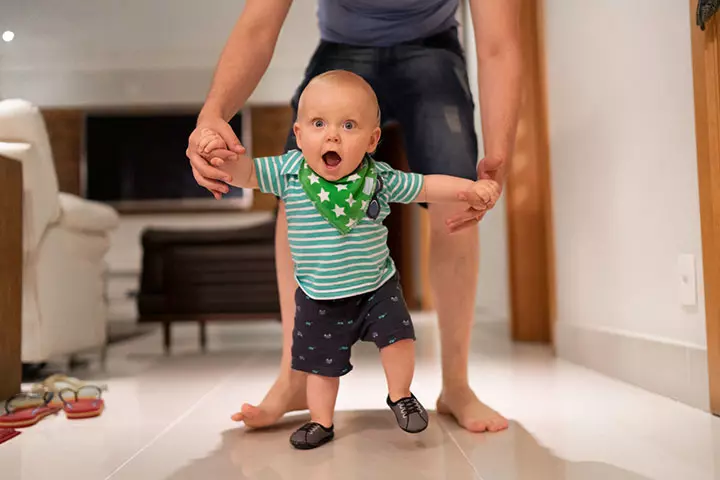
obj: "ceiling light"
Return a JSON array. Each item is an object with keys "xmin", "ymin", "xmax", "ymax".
[{"xmin": 2, "ymin": 31, "xmax": 15, "ymax": 43}]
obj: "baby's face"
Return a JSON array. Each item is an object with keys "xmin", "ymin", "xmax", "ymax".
[{"xmin": 293, "ymin": 80, "xmax": 381, "ymax": 181}]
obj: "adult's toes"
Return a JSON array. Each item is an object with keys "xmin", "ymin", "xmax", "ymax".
[
  {"xmin": 488, "ymin": 419, "xmax": 509, "ymax": 432},
  {"xmin": 466, "ymin": 420, "xmax": 489, "ymax": 433},
  {"xmin": 241, "ymin": 403, "xmax": 260, "ymax": 418}
]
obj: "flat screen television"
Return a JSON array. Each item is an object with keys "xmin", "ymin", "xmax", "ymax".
[{"xmin": 84, "ymin": 111, "xmax": 252, "ymax": 212}]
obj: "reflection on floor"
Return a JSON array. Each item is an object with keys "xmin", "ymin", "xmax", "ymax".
[{"xmin": 2, "ymin": 314, "xmax": 719, "ymax": 479}]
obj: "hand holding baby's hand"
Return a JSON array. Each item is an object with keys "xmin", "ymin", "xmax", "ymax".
[{"xmin": 446, "ymin": 179, "xmax": 502, "ymax": 233}]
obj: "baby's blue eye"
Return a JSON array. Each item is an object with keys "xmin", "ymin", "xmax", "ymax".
[
  {"xmin": 313, "ymin": 120, "xmax": 325, "ymax": 128},
  {"xmin": 343, "ymin": 121, "xmax": 355, "ymax": 130}
]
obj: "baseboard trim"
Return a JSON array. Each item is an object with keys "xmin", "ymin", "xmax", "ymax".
[{"xmin": 555, "ymin": 323, "xmax": 710, "ymax": 412}]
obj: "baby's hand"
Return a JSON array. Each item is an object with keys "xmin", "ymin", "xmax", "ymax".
[
  {"xmin": 198, "ymin": 128, "xmax": 227, "ymax": 157},
  {"xmin": 198, "ymin": 128, "xmax": 235, "ymax": 168},
  {"xmin": 460, "ymin": 179, "xmax": 501, "ymax": 210},
  {"xmin": 446, "ymin": 179, "xmax": 502, "ymax": 232}
]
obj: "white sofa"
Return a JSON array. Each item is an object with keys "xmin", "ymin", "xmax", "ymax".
[{"xmin": 0, "ymin": 99, "xmax": 119, "ymax": 363}]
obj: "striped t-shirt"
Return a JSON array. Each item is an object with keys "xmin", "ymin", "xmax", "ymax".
[{"xmin": 254, "ymin": 149, "xmax": 424, "ymax": 300}]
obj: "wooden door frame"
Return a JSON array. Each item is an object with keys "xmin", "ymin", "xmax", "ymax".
[
  {"xmin": 505, "ymin": 0, "xmax": 554, "ymax": 343},
  {"xmin": 689, "ymin": 0, "xmax": 720, "ymax": 415}
]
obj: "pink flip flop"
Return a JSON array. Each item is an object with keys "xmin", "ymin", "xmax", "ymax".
[
  {"xmin": 0, "ymin": 392, "xmax": 61, "ymax": 429},
  {"xmin": 58, "ymin": 386, "xmax": 105, "ymax": 420},
  {"xmin": 0, "ymin": 428, "xmax": 21, "ymax": 445}
]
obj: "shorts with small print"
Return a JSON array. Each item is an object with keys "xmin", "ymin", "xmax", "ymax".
[{"xmin": 291, "ymin": 273, "xmax": 415, "ymax": 377}]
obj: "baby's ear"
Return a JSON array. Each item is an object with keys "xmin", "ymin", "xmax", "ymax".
[
  {"xmin": 367, "ymin": 127, "xmax": 382, "ymax": 153},
  {"xmin": 293, "ymin": 123, "xmax": 303, "ymax": 149}
]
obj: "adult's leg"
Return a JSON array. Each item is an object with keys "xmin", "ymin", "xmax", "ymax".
[
  {"xmin": 231, "ymin": 201, "xmax": 308, "ymax": 426},
  {"xmin": 383, "ymin": 28, "xmax": 508, "ymax": 432},
  {"xmin": 428, "ymin": 204, "xmax": 506, "ymax": 432}
]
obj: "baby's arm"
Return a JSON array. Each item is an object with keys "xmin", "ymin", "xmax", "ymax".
[
  {"xmin": 414, "ymin": 175, "xmax": 501, "ymax": 206},
  {"xmin": 212, "ymin": 153, "xmax": 259, "ymax": 189},
  {"xmin": 200, "ymin": 129, "xmax": 259, "ymax": 189}
]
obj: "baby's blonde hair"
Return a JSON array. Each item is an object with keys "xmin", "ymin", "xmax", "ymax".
[{"xmin": 299, "ymin": 70, "xmax": 381, "ymax": 126}]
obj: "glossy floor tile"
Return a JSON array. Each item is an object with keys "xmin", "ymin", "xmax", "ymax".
[{"xmin": 1, "ymin": 315, "xmax": 719, "ymax": 480}]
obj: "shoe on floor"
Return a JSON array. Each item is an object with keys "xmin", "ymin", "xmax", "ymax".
[
  {"xmin": 387, "ymin": 393, "xmax": 429, "ymax": 433},
  {"xmin": 290, "ymin": 422, "xmax": 334, "ymax": 450}
]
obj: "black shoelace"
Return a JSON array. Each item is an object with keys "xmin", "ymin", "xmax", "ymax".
[
  {"xmin": 299, "ymin": 423, "xmax": 322, "ymax": 434},
  {"xmin": 299, "ymin": 422, "xmax": 333, "ymax": 437},
  {"xmin": 398, "ymin": 397, "xmax": 422, "ymax": 418}
]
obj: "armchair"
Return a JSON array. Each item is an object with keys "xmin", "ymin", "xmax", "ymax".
[{"xmin": 0, "ymin": 99, "xmax": 119, "ymax": 363}]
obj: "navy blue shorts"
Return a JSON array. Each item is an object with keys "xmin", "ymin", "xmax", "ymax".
[
  {"xmin": 291, "ymin": 274, "xmax": 415, "ymax": 377},
  {"xmin": 284, "ymin": 27, "xmax": 479, "ymax": 184}
]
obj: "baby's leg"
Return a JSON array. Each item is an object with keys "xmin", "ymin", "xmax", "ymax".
[
  {"xmin": 290, "ymin": 373, "xmax": 339, "ymax": 449},
  {"xmin": 379, "ymin": 339, "xmax": 415, "ymax": 403},
  {"xmin": 289, "ymin": 290, "xmax": 354, "ymax": 449},
  {"xmin": 359, "ymin": 275, "xmax": 428, "ymax": 433},
  {"xmin": 290, "ymin": 374, "xmax": 337, "ymax": 449},
  {"xmin": 380, "ymin": 340, "xmax": 428, "ymax": 433},
  {"xmin": 307, "ymin": 374, "xmax": 339, "ymax": 428}
]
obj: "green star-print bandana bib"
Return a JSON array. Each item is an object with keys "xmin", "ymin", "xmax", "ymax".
[{"xmin": 298, "ymin": 156, "xmax": 377, "ymax": 235}]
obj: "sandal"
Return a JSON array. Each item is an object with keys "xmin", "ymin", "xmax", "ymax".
[
  {"xmin": 0, "ymin": 428, "xmax": 21, "ymax": 445},
  {"xmin": 28, "ymin": 374, "xmax": 108, "ymax": 412},
  {"xmin": 0, "ymin": 391, "xmax": 61, "ymax": 428},
  {"xmin": 33, "ymin": 374, "xmax": 108, "ymax": 395},
  {"xmin": 57, "ymin": 386, "xmax": 105, "ymax": 420}
]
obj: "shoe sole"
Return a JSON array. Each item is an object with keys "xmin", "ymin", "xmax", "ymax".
[
  {"xmin": 290, "ymin": 433, "xmax": 334, "ymax": 450},
  {"xmin": 399, "ymin": 419, "xmax": 429, "ymax": 434}
]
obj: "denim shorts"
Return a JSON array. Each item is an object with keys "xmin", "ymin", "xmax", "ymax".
[{"xmin": 284, "ymin": 27, "xmax": 479, "ymax": 183}]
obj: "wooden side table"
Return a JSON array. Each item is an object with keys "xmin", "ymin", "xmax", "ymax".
[{"xmin": 0, "ymin": 154, "xmax": 22, "ymax": 401}]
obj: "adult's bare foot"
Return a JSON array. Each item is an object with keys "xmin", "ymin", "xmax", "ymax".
[
  {"xmin": 231, "ymin": 374, "xmax": 308, "ymax": 429},
  {"xmin": 437, "ymin": 385, "xmax": 509, "ymax": 433}
]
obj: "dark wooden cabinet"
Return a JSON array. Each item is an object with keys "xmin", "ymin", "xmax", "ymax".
[{"xmin": 0, "ymin": 155, "xmax": 23, "ymax": 401}]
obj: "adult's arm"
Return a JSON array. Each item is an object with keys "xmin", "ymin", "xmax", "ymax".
[
  {"xmin": 448, "ymin": 0, "xmax": 522, "ymax": 229},
  {"xmin": 188, "ymin": 0, "xmax": 293, "ymax": 198},
  {"xmin": 201, "ymin": 0, "xmax": 294, "ymax": 125},
  {"xmin": 470, "ymin": 0, "xmax": 522, "ymax": 186}
]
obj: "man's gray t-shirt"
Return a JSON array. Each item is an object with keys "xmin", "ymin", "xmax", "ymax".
[{"xmin": 317, "ymin": 0, "xmax": 459, "ymax": 47}]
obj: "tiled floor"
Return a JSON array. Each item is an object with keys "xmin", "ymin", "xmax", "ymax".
[{"xmin": 2, "ymin": 315, "xmax": 719, "ymax": 479}]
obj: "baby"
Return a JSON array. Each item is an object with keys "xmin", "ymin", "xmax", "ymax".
[{"xmin": 198, "ymin": 70, "xmax": 501, "ymax": 450}]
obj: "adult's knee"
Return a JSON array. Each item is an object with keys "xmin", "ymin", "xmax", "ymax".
[{"xmin": 427, "ymin": 204, "xmax": 477, "ymax": 241}]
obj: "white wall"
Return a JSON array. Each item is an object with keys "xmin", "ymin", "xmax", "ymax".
[
  {"xmin": 545, "ymin": 1, "xmax": 709, "ymax": 410},
  {"xmin": 0, "ymin": 1, "xmax": 319, "ymax": 107}
]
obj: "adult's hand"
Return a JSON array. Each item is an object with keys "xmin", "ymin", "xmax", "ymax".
[
  {"xmin": 187, "ymin": 115, "xmax": 246, "ymax": 199},
  {"xmin": 446, "ymin": 156, "xmax": 505, "ymax": 233}
]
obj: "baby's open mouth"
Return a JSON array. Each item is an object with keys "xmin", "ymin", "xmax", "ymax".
[{"xmin": 322, "ymin": 151, "xmax": 342, "ymax": 168}]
